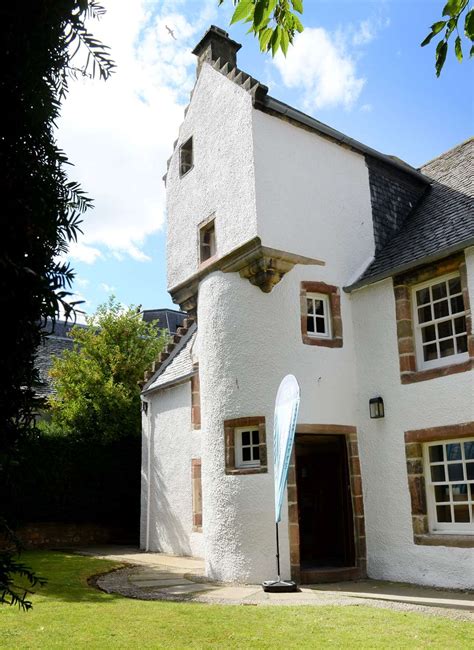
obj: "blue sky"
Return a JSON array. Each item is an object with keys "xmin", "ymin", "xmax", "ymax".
[{"xmin": 59, "ymin": 0, "xmax": 473, "ymax": 319}]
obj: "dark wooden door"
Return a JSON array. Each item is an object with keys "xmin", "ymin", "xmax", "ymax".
[{"xmin": 296, "ymin": 435, "xmax": 355, "ymax": 567}]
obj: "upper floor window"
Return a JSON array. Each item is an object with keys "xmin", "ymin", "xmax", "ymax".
[
  {"xmin": 424, "ymin": 438, "xmax": 474, "ymax": 534},
  {"xmin": 199, "ymin": 219, "xmax": 216, "ymax": 263},
  {"xmin": 306, "ymin": 293, "xmax": 331, "ymax": 339},
  {"xmin": 300, "ymin": 281, "xmax": 343, "ymax": 348},
  {"xmin": 412, "ymin": 273, "xmax": 468, "ymax": 370},
  {"xmin": 179, "ymin": 137, "xmax": 193, "ymax": 177}
]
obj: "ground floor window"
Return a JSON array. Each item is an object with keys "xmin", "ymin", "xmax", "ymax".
[
  {"xmin": 425, "ymin": 438, "xmax": 474, "ymax": 532},
  {"xmin": 224, "ymin": 417, "xmax": 267, "ymax": 475}
]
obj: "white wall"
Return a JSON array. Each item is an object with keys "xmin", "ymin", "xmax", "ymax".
[
  {"xmin": 351, "ymin": 246, "xmax": 474, "ymax": 590},
  {"xmin": 252, "ymin": 110, "xmax": 375, "ymax": 281},
  {"xmin": 141, "ymin": 381, "xmax": 203, "ymax": 559},
  {"xmin": 166, "ymin": 64, "xmax": 258, "ymax": 290}
]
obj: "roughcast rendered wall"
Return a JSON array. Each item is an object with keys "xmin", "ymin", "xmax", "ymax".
[
  {"xmin": 351, "ymin": 249, "xmax": 474, "ymax": 589},
  {"xmin": 197, "ymin": 262, "xmax": 363, "ymax": 583},
  {"xmin": 141, "ymin": 382, "xmax": 203, "ymax": 559}
]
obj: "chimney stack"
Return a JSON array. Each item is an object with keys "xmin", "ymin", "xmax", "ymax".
[{"xmin": 192, "ymin": 25, "xmax": 241, "ymax": 77}]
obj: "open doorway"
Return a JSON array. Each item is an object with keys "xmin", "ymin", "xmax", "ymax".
[{"xmin": 296, "ymin": 434, "xmax": 355, "ymax": 570}]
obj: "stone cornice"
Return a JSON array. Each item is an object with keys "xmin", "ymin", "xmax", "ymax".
[{"xmin": 169, "ymin": 236, "xmax": 324, "ymax": 312}]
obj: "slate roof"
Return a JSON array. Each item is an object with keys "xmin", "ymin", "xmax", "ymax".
[
  {"xmin": 349, "ymin": 138, "xmax": 474, "ymax": 290},
  {"xmin": 140, "ymin": 308, "xmax": 186, "ymax": 334},
  {"xmin": 142, "ymin": 323, "xmax": 197, "ymax": 394}
]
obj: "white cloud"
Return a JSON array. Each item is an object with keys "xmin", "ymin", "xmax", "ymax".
[
  {"xmin": 75, "ymin": 276, "xmax": 90, "ymax": 288},
  {"xmin": 274, "ymin": 27, "xmax": 365, "ymax": 111},
  {"xmin": 100, "ymin": 283, "xmax": 116, "ymax": 293},
  {"xmin": 58, "ymin": 0, "xmax": 216, "ymax": 263},
  {"xmin": 351, "ymin": 16, "xmax": 390, "ymax": 46},
  {"xmin": 360, "ymin": 103, "xmax": 373, "ymax": 113}
]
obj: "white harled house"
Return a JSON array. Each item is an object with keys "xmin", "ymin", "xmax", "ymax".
[{"xmin": 140, "ymin": 26, "xmax": 474, "ymax": 589}]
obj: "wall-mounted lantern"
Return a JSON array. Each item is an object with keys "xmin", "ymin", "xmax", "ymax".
[
  {"xmin": 141, "ymin": 400, "xmax": 148, "ymax": 415},
  {"xmin": 369, "ymin": 397, "xmax": 384, "ymax": 419}
]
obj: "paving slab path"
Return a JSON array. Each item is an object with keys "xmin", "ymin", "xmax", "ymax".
[{"xmin": 74, "ymin": 546, "xmax": 474, "ymax": 621}]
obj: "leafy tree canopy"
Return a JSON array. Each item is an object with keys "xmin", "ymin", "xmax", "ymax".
[
  {"xmin": 42, "ymin": 298, "xmax": 168, "ymax": 442},
  {"xmin": 223, "ymin": 0, "xmax": 474, "ymax": 75}
]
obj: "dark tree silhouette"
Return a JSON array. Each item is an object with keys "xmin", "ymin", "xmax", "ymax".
[{"xmin": 0, "ymin": 1, "xmax": 113, "ymax": 610}]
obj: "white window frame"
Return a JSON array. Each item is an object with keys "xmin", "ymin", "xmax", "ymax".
[
  {"xmin": 306, "ymin": 292, "xmax": 331, "ymax": 339},
  {"xmin": 235, "ymin": 427, "xmax": 261, "ymax": 469},
  {"xmin": 424, "ymin": 438, "xmax": 474, "ymax": 534},
  {"xmin": 411, "ymin": 272, "xmax": 468, "ymax": 371}
]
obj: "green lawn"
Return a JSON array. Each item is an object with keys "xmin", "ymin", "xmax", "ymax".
[{"xmin": 0, "ymin": 552, "xmax": 471, "ymax": 649}]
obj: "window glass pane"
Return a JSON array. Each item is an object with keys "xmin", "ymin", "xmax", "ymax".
[
  {"xmin": 433, "ymin": 300, "xmax": 449, "ymax": 319},
  {"xmin": 242, "ymin": 447, "xmax": 251, "ymax": 461},
  {"xmin": 241, "ymin": 430, "xmax": 250, "ymax": 446},
  {"xmin": 450, "ymin": 295, "xmax": 464, "ymax": 314},
  {"xmin": 307, "ymin": 317, "xmax": 315, "ymax": 333},
  {"xmin": 314, "ymin": 299, "xmax": 324, "ymax": 315},
  {"xmin": 466, "ymin": 463, "xmax": 474, "ymax": 480},
  {"xmin": 315, "ymin": 318, "xmax": 326, "ymax": 334},
  {"xmin": 416, "ymin": 287, "xmax": 430, "ymax": 306},
  {"xmin": 448, "ymin": 277, "xmax": 461, "ymax": 295},
  {"xmin": 434, "ymin": 484, "xmax": 449, "ymax": 502},
  {"xmin": 437, "ymin": 320, "xmax": 453, "ymax": 339},
  {"xmin": 464, "ymin": 442, "xmax": 474, "ymax": 460},
  {"xmin": 307, "ymin": 299, "xmax": 314, "ymax": 315},
  {"xmin": 454, "ymin": 316, "xmax": 466, "ymax": 334},
  {"xmin": 432, "ymin": 281, "xmax": 447, "ymax": 301},
  {"xmin": 436, "ymin": 505, "xmax": 451, "ymax": 522},
  {"xmin": 439, "ymin": 338, "xmax": 455, "ymax": 358},
  {"xmin": 453, "ymin": 505, "xmax": 470, "ymax": 523},
  {"xmin": 421, "ymin": 325, "xmax": 436, "ymax": 343},
  {"xmin": 252, "ymin": 430, "xmax": 259, "ymax": 445},
  {"xmin": 446, "ymin": 443, "xmax": 461, "ymax": 460},
  {"xmin": 253, "ymin": 446, "xmax": 260, "ymax": 461},
  {"xmin": 447, "ymin": 463, "xmax": 464, "ymax": 481},
  {"xmin": 451, "ymin": 484, "xmax": 468, "ymax": 501},
  {"xmin": 423, "ymin": 343, "xmax": 438, "ymax": 362},
  {"xmin": 456, "ymin": 335, "xmax": 468, "ymax": 354},
  {"xmin": 418, "ymin": 305, "xmax": 432, "ymax": 323},
  {"xmin": 431, "ymin": 465, "xmax": 445, "ymax": 482},
  {"xmin": 429, "ymin": 445, "xmax": 444, "ymax": 462}
]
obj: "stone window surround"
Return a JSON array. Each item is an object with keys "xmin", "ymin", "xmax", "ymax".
[
  {"xmin": 287, "ymin": 424, "xmax": 366, "ymax": 583},
  {"xmin": 224, "ymin": 416, "xmax": 267, "ymax": 475},
  {"xmin": 191, "ymin": 458, "xmax": 202, "ymax": 532},
  {"xmin": 198, "ymin": 214, "xmax": 217, "ymax": 269},
  {"xmin": 300, "ymin": 281, "xmax": 343, "ymax": 348},
  {"xmin": 393, "ymin": 253, "xmax": 473, "ymax": 384},
  {"xmin": 179, "ymin": 136, "xmax": 193, "ymax": 178},
  {"xmin": 191, "ymin": 363, "xmax": 201, "ymax": 430},
  {"xmin": 404, "ymin": 421, "xmax": 474, "ymax": 548}
]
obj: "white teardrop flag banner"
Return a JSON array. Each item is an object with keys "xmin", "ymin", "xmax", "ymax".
[{"xmin": 273, "ymin": 374, "xmax": 301, "ymax": 523}]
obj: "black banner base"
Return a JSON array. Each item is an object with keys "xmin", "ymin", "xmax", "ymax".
[{"xmin": 262, "ymin": 580, "xmax": 298, "ymax": 593}]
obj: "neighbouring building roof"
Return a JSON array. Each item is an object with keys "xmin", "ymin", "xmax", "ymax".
[
  {"xmin": 140, "ymin": 308, "xmax": 186, "ymax": 334},
  {"xmin": 348, "ymin": 138, "xmax": 474, "ymax": 290},
  {"xmin": 142, "ymin": 322, "xmax": 197, "ymax": 394}
]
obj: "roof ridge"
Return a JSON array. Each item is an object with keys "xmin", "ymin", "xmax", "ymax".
[{"xmin": 420, "ymin": 137, "xmax": 474, "ymax": 170}]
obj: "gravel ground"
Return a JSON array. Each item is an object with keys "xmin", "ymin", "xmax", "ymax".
[{"xmin": 95, "ymin": 566, "xmax": 474, "ymax": 622}]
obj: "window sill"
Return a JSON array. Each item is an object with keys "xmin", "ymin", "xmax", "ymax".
[
  {"xmin": 192, "ymin": 526, "xmax": 203, "ymax": 533},
  {"xmin": 225, "ymin": 466, "xmax": 268, "ymax": 476},
  {"xmin": 414, "ymin": 534, "xmax": 474, "ymax": 548},
  {"xmin": 401, "ymin": 358, "xmax": 473, "ymax": 384},
  {"xmin": 302, "ymin": 334, "xmax": 343, "ymax": 348},
  {"xmin": 198, "ymin": 254, "xmax": 218, "ymax": 271}
]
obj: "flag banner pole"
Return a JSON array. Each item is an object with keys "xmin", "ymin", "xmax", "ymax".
[{"xmin": 262, "ymin": 374, "xmax": 300, "ymax": 593}]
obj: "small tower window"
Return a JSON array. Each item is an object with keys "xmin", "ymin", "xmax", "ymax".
[
  {"xmin": 199, "ymin": 220, "xmax": 216, "ymax": 263},
  {"xmin": 179, "ymin": 137, "xmax": 193, "ymax": 177}
]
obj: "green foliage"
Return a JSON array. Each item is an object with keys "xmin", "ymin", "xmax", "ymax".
[
  {"xmin": 0, "ymin": 519, "xmax": 46, "ymax": 611},
  {"xmin": 43, "ymin": 297, "xmax": 168, "ymax": 442},
  {"xmin": 0, "ymin": 1, "xmax": 114, "ymax": 609},
  {"xmin": 421, "ymin": 0, "xmax": 474, "ymax": 75},
  {"xmin": 220, "ymin": 0, "xmax": 304, "ymax": 56}
]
